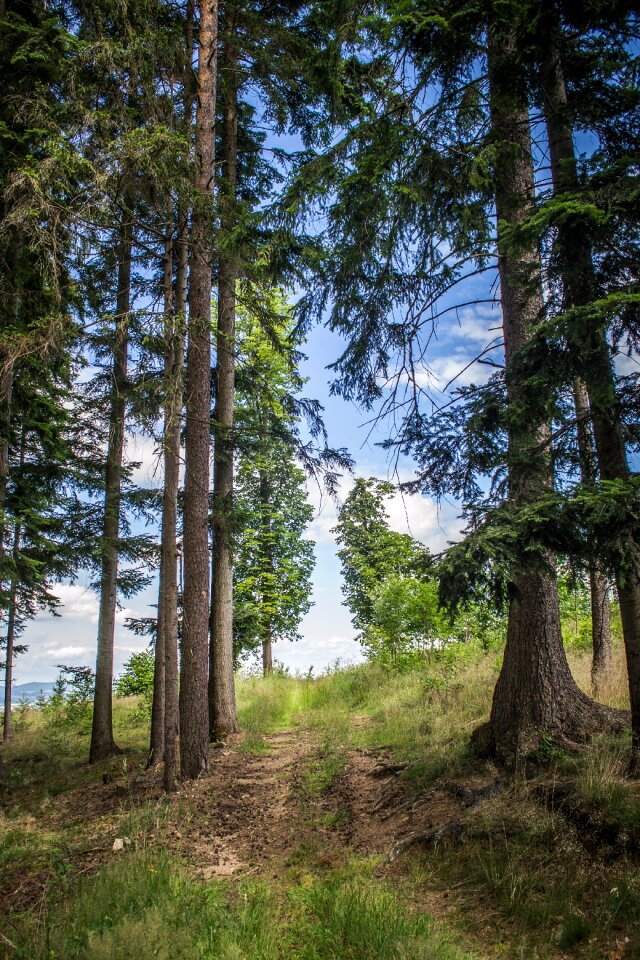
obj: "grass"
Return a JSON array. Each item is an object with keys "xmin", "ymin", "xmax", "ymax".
[
  {"xmin": 234, "ymin": 641, "xmax": 498, "ymax": 789},
  {"xmin": 3, "ymin": 638, "xmax": 640, "ymax": 959},
  {"xmin": 11, "ymin": 850, "xmax": 473, "ymax": 960}
]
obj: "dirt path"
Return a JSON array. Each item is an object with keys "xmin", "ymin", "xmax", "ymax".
[{"xmin": 1, "ymin": 724, "xmax": 503, "ymax": 956}]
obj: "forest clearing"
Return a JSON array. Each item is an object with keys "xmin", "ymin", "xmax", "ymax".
[
  {"xmin": 2, "ymin": 644, "xmax": 640, "ymax": 959},
  {"xmin": 1, "ymin": 0, "xmax": 640, "ymax": 957}
]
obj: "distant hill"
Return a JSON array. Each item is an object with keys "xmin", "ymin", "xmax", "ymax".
[{"xmin": 0, "ymin": 681, "xmax": 57, "ymax": 705}]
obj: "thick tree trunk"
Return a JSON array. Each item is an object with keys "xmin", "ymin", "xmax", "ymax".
[
  {"xmin": 163, "ymin": 212, "xmax": 187, "ymax": 792},
  {"xmin": 260, "ymin": 470, "xmax": 273, "ymax": 676},
  {"xmin": 148, "ymin": 235, "xmax": 174, "ymax": 768},
  {"xmin": 89, "ymin": 220, "xmax": 132, "ymax": 764},
  {"xmin": 180, "ymin": 0, "xmax": 218, "ymax": 779},
  {"xmin": 262, "ymin": 627, "xmax": 273, "ymax": 676},
  {"xmin": 541, "ymin": 41, "xmax": 639, "ymax": 768},
  {"xmin": 209, "ymin": 15, "xmax": 239, "ymax": 738},
  {"xmin": 473, "ymin": 15, "xmax": 607, "ymax": 764}
]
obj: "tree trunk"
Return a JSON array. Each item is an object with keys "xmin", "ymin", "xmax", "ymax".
[
  {"xmin": 473, "ymin": 14, "xmax": 608, "ymax": 764},
  {"xmin": 571, "ymin": 379, "xmax": 613, "ymax": 691},
  {"xmin": 148, "ymin": 234, "xmax": 174, "ymax": 768},
  {"xmin": 260, "ymin": 470, "xmax": 273, "ymax": 676},
  {"xmin": 164, "ymin": 4, "xmax": 194, "ymax": 792},
  {"xmin": 0, "ymin": 360, "xmax": 14, "ymax": 567},
  {"xmin": 541, "ymin": 40, "xmax": 639, "ymax": 768},
  {"xmin": 180, "ymin": 0, "xmax": 218, "ymax": 779},
  {"xmin": 89, "ymin": 219, "xmax": 131, "ymax": 764},
  {"xmin": 2, "ymin": 572, "xmax": 18, "ymax": 741},
  {"xmin": 0, "ymin": 238, "xmax": 19, "ymax": 581},
  {"xmin": 2, "ymin": 515, "xmax": 21, "ymax": 742},
  {"xmin": 209, "ymin": 13, "xmax": 239, "ymax": 739},
  {"xmin": 163, "ymin": 211, "xmax": 187, "ymax": 792}
]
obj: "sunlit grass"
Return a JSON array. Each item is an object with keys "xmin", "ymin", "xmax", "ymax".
[{"xmin": 12, "ymin": 850, "xmax": 474, "ymax": 960}]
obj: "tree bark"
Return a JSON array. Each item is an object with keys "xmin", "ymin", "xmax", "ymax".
[
  {"xmin": 0, "ymin": 238, "xmax": 19, "ymax": 585},
  {"xmin": 540, "ymin": 39, "xmax": 640, "ymax": 768},
  {"xmin": 209, "ymin": 12, "xmax": 239, "ymax": 739},
  {"xmin": 571, "ymin": 379, "xmax": 613, "ymax": 691},
  {"xmin": 89, "ymin": 219, "xmax": 131, "ymax": 764},
  {"xmin": 2, "ymin": 518, "xmax": 21, "ymax": 742},
  {"xmin": 260, "ymin": 470, "xmax": 273, "ymax": 676},
  {"xmin": 148, "ymin": 234, "xmax": 174, "ymax": 768},
  {"xmin": 0, "ymin": 360, "xmax": 14, "ymax": 568},
  {"xmin": 180, "ymin": 0, "xmax": 218, "ymax": 779},
  {"xmin": 473, "ymin": 14, "xmax": 608, "ymax": 764},
  {"xmin": 163, "ymin": 211, "xmax": 187, "ymax": 792},
  {"xmin": 2, "ymin": 472, "xmax": 22, "ymax": 743}
]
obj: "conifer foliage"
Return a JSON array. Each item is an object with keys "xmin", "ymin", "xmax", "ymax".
[{"xmin": 1, "ymin": 0, "xmax": 639, "ymax": 783}]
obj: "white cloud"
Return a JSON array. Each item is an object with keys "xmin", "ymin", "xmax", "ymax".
[
  {"xmin": 305, "ymin": 467, "xmax": 461, "ymax": 552},
  {"xmin": 38, "ymin": 584, "xmax": 99, "ymax": 622},
  {"xmin": 127, "ymin": 432, "xmax": 163, "ymax": 489},
  {"xmin": 614, "ymin": 351, "xmax": 640, "ymax": 377},
  {"xmin": 35, "ymin": 584, "xmax": 138, "ymax": 627},
  {"xmin": 272, "ymin": 632, "xmax": 364, "ymax": 675},
  {"xmin": 43, "ymin": 645, "xmax": 89, "ymax": 658},
  {"xmin": 448, "ymin": 304, "xmax": 503, "ymax": 346}
]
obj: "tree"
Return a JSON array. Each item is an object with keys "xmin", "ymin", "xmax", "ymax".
[
  {"xmin": 210, "ymin": 4, "xmax": 239, "ymax": 738},
  {"xmin": 234, "ymin": 453, "xmax": 315, "ymax": 673},
  {"xmin": 369, "ymin": 576, "xmax": 442, "ymax": 666},
  {"xmin": 334, "ymin": 478, "xmax": 430, "ymax": 646},
  {"xmin": 229, "ymin": 298, "xmax": 317, "ymax": 674},
  {"xmin": 470, "ymin": 9, "xmax": 603, "ymax": 760},
  {"xmin": 115, "ymin": 649, "xmax": 155, "ymax": 697},
  {"xmin": 180, "ymin": 0, "xmax": 219, "ymax": 779},
  {"xmin": 535, "ymin": 8, "xmax": 640, "ymax": 767},
  {"xmin": 284, "ymin": 0, "xmax": 631, "ymax": 761},
  {"xmin": 89, "ymin": 214, "xmax": 131, "ymax": 763}
]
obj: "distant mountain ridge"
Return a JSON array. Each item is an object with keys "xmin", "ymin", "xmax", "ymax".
[{"xmin": 0, "ymin": 681, "xmax": 57, "ymax": 704}]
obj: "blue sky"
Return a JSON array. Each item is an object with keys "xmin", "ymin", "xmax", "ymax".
[
  {"xmin": 12, "ymin": 64, "xmax": 637, "ymax": 687},
  {"xmin": 14, "ymin": 294, "xmax": 497, "ymax": 684},
  {"xmin": 13, "ymin": 291, "xmax": 637, "ymax": 684}
]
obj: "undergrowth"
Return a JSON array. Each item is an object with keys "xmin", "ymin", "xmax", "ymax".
[
  {"xmin": 3, "ymin": 640, "xmax": 640, "ymax": 959},
  {"xmin": 13, "ymin": 850, "xmax": 473, "ymax": 960}
]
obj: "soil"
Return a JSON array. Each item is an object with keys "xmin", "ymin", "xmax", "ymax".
[{"xmin": 0, "ymin": 724, "xmax": 507, "ymax": 957}]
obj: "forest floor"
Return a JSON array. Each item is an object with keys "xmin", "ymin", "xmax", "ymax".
[{"xmin": 2, "ymin": 644, "xmax": 640, "ymax": 959}]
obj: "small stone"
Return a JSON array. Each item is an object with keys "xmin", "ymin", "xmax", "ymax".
[{"xmin": 112, "ymin": 838, "xmax": 125, "ymax": 852}]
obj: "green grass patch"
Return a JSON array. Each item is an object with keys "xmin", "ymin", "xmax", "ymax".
[
  {"xmin": 13, "ymin": 850, "xmax": 474, "ymax": 960},
  {"xmin": 297, "ymin": 741, "xmax": 347, "ymax": 798}
]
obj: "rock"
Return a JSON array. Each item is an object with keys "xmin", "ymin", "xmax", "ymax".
[{"xmin": 112, "ymin": 838, "xmax": 125, "ymax": 851}]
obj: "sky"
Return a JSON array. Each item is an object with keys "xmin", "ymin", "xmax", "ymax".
[
  {"xmin": 10, "ymin": 70, "xmax": 637, "ymax": 689},
  {"xmin": 11, "ymin": 287, "xmax": 638, "ymax": 685},
  {"xmin": 12, "ymin": 299, "xmax": 501, "ymax": 685}
]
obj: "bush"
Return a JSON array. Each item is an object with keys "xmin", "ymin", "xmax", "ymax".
[
  {"xmin": 115, "ymin": 650, "xmax": 155, "ymax": 697},
  {"xmin": 41, "ymin": 665, "xmax": 95, "ymax": 747}
]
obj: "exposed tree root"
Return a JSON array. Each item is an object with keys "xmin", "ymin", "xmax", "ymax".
[
  {"xmin": 533, "ymin": 781, "xmax": 640, "ymax": 856},
  {"xmin": 382, "ymin": 779, "xmax": 507, "ymax": 864}
]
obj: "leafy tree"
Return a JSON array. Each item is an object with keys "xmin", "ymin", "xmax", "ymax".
[
  {"xmin": 334, "ymin": 478, "xmax": 430, "ymax": 646},
  {"xmin": 368, "ymin": 577, "xmax": 442, "ymax": 667},
  {"xmin": 115, "ymin": 650, "xmax": 155, "ymax": 697}
]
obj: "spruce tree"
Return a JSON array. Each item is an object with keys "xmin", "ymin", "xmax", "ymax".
[
  {"xmin": 180, "ymin": 0, "xmax": 218, "ymax": 778},
  {"xmin": 535, "ymin": 6, "xmax": 640, "ymax": 766}
]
